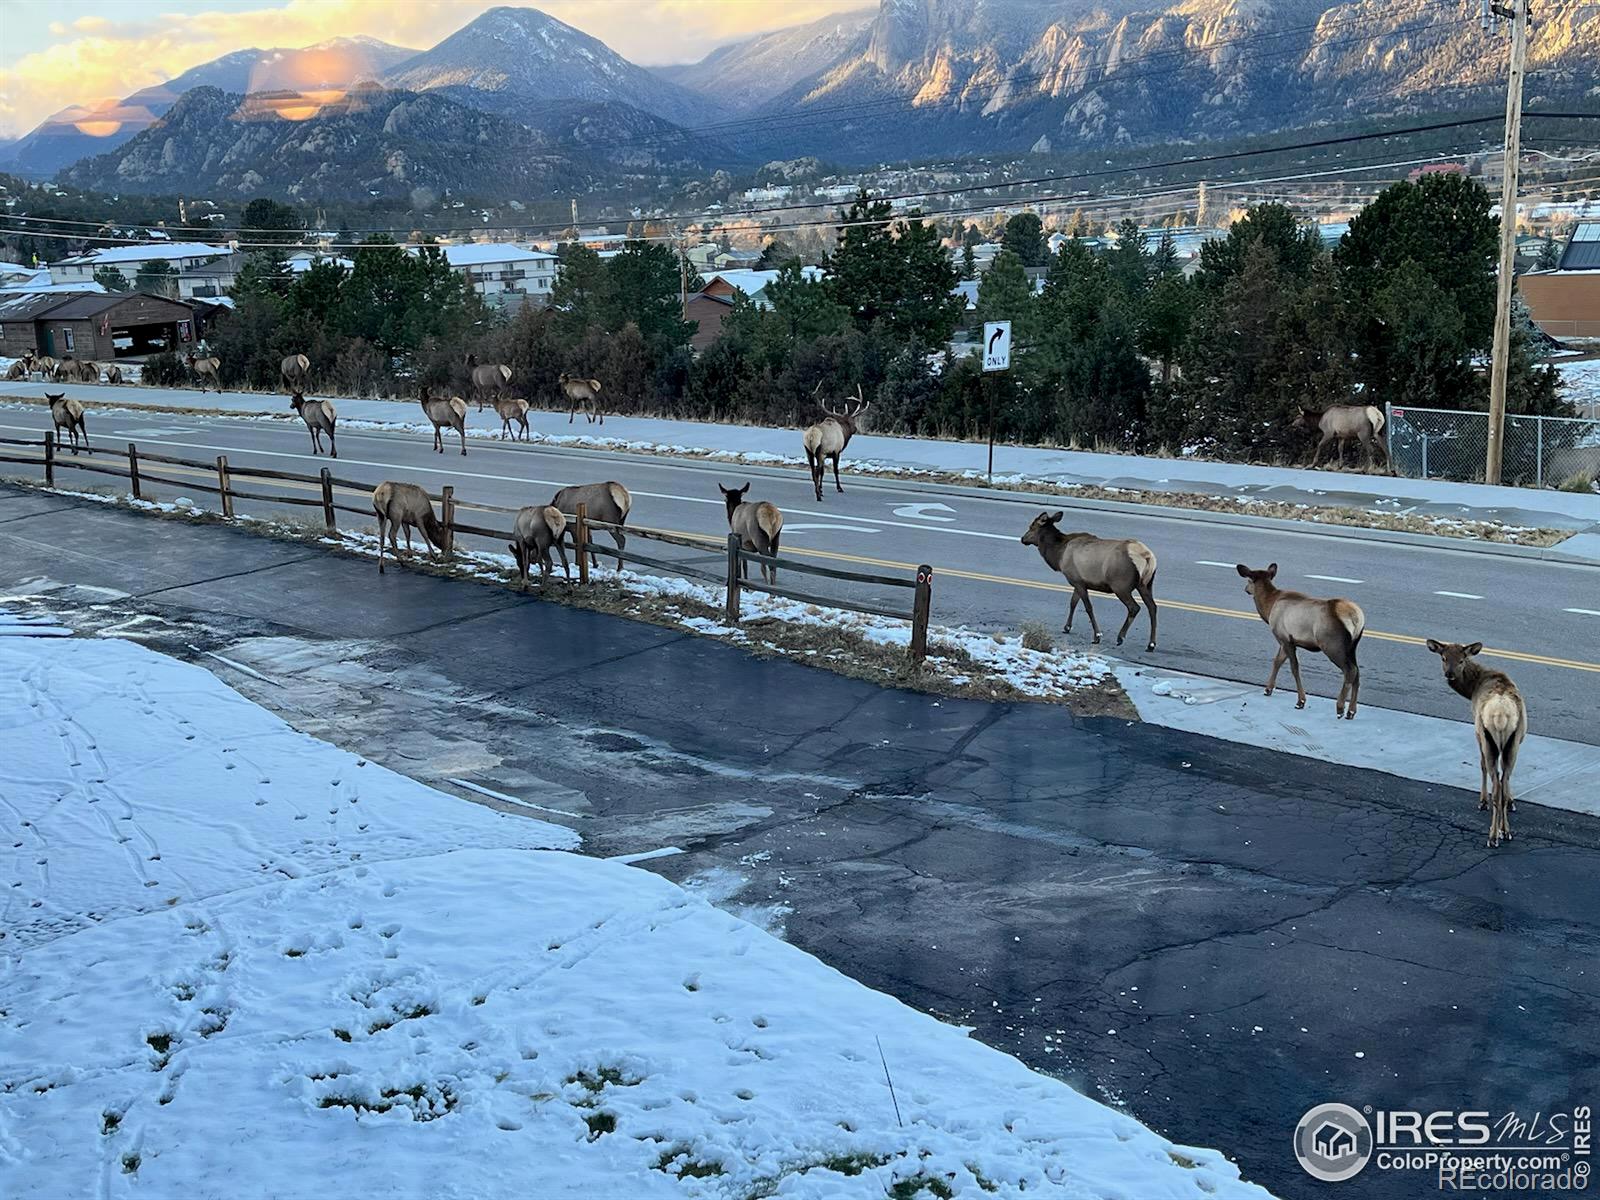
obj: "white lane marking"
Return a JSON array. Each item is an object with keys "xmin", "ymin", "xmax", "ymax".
[
  {"xmin": 1564, "ymin": 607, "xmax": 1600, "ymax": 616},
  {"xmin": 447, "ymin": 777, "xmax": 586, "ymax": 818},
  {"xmin": 783, "ymin": 523, "xmax": 880, "ymax": 534},
  {"xmin": 891, "ymin": 502, "xmax": 956, "ymax": 521},
  {"xmin": 1306, "ymin": 574, "xmax": 1363, "ymax": 584},
  {"xmin": 1196, "ymin": 560, "xmax": 1236, "ymax": 568},
  {"xmin": 606, "ymin": 846, "xmax": 685, "ymax": 865},
  {"xmin": 1434, "ymin": 590, "xmax": 1484, "ymax": 600},
  {"xmin": 193, "ymin": 647, "xmax": 280, "ymax": 686}
]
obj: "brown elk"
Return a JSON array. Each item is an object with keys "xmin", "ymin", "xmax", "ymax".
[
  {"xmin": 372, "ymin": 481, "xmax": 450, "ymax": 575},
  {"xmin": 551, "ymin": 481, "xmax": 631, "ymax": 570},
  {"xmin": 508, "ymin": 505, "xmax": 570, "ymax": 586},
  {"xmin": 1426, "ymin": 639, "xmax": 1526, "ymax": 848},
  {"xmin": 289, "ymin": 391, "xmax": 337, "ymax": 457},
  {"xmin": 466, "ymin": 354, "xmax": 513, "ymax": 412},
  {"xmin": 419, "ymin": 385, "xmax": 467, "ymax": 455},
  {"xmin": 802, "ymin": 386, "xmax": 868, "ymax": 502},
  {"xmin": 104, "ymin": 364, "xmax": 124, "ymax": 385},
  {"xmin": 559, "ymin": 373, "xmax": 604, "ymax": 425},
  {"xmin": 187, "ymin": 352, "xmax": 222, "ymax": 392},
  {"xmin": 720, "ymin": 482, "xmax": 784, "ymax": 584},
  {"xmin": 51, "ymin": 359, "xmax": 76, "ymax": 382},
  {"xmin": 76, "ymin": 359, "xmax": 101, "ymax": 383},
  {"xmin": 495, "ymin": 396, "xmax": 531, "ymax": 441},
  {"xmin": 1020, "ymin": 511, "xmax": 1159, "ymax": 651},
  {"xmin": 3, "ymin": 360, "xmax": 25, "ymax": 381},
  {"xmin": 280, "ymin": 353, "xmax": 311, "ymax": 393},
  {"xmin": 33, "ymin": 355, "xmax": 57, "ymax": 381},
  {"xmin": 1236, "ymin": 563, "xmax": 1365, "ymax": 718},
  {"xmin": 1296, "ymin": 404, "xmax": 1388, "ymax": 471},
  {"xmin": 45, "ymin": 392, "xmax": 89, "ymax": 454}
]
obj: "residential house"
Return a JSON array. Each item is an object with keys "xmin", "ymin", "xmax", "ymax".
[
  {"xmin": 687, "ymin": 267, "xmax": 826, "ymax": 351},
  {"xmin": 49, "ymin": 242, "xmax": 230, "ymax": 286},
  {"xmin": 431, "ymin": 242, "xmax": 558, "ymax": 306},
  {"xmin": 1520, "ymin": 221, "xmax": 1600, "ymax": 341},
  {"xmin": 176, "ymin": 251, "xmax": 354, "ymax": 300}
]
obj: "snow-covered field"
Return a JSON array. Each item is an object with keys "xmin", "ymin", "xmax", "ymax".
[
  {"xmin": 0, "ymin": 626, "xmax": 1270, "ymax": 1198},
  {"xmin": 1557, "ymin": 356, "xmax": 1600, "ymax": 417}
]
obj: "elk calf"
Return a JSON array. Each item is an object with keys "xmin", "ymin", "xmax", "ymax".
[
  {"xmin": 550, "ymin": 481, "xmax": 631, "ymax": 570},
  {"xmin": 419, "ymin": 386, "xmax": 468, "ymax": 455},
  {"xmin": 45, "ymin": 392, "xmax": 89, "ymax": 455},
  {"xmin": 1236, "ymin": 563, "xmax": 1364, "ymax": 718},
  {"xmin": 372, "ymin": 481, "xmax": 449, "ymax": 575},
  {"xmin": 1426, "ymin": 639, "xmax": 1526, "ymax": 848},
  {"xmin": 720, "ymin": 482, "xmax": 784, "ymax": 584},
  {"xmin": 509, "ymin": 505, "xmax": 570, "ymax": 585},
  {"xmin": 560, "ymin": 374, "xmax": 604, "ymax": 425},
  {"xmin": 1021, "ymin": 511, "xmax": 1158, "ymax": 651},
  {"xmin": 802, "ymin": 387, "xmax": 868, "ymax": 502},
  {"xmin": 289, "ymin": 391, "xmax": 337, "ymax": 457},
  {"xmin": 495, "ymin": 396, "xmax": 531, "ymax": 441}
]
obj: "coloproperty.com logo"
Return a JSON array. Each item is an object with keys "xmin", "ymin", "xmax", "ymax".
[{"xmin": 1294, "ymin": 1103, "xmax": 1591, "ymax": 1191}]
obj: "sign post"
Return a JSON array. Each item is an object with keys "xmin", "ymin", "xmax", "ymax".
[{"xmin": 981, "ymin": 320, "xmax": 1012, "ymax": 484}]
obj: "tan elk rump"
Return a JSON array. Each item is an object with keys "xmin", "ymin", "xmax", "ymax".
[
  {"xmin": 551, "ymin": 481, "xmax": 631, "ymax": 570},
  {"xmin": 1296, "ymin": 404, "xmax": 1387, "ymax": 471},
  {"xmin": 281, "ymin": 353, "xmax": 311, "ymax": 392},
  {"xmin": 1427, "ymin": 639, "xmax": 1526, "ymax": 848},
  {"xmin": 45, "ymin": 391, "xmax": 89, "ymax": 454},
  {"xmin": 371, "ymin": 481, "xmax": 450, "ymax": 575},
  {"xmin": 495, "ymin": 396, "xmax": 531, "ymax": 441},
  {"xmin": 720, "ymin": 482, "xmax": 784, "ymax": 584},
  {"xmin": 3, "ymin": 360, "xmax": 25, "ymax": 381},
  {"xmin": 289, "ymin": 391, "xmax": 337, "ymax": 457},
  {"xmin": 187, "ymin": 352, "xmax": 222, "ymax": 392},
  {"xmin": 467, "ymin": 355, "xmax": 513, "ymax": 411},
  {"xmin": 104, "ymin": 364, "xmax": 124, "ymax": 385},
  {"xmin": 802, "ymin": 386, "xmax": 868, "ymax": 502},
  {"xmin": 33, "ymin": 355, "xmax": 57, "ymax": 381},
  {"xmin": 559, "ymin": 374, "xmax": 604, "ymax": 425},
  {"xmin": 1020, "ymin": 511, "xmax": 1159, "ymax": 650},
  {"xmin": 418, "ymin": 386, "xmax": 468, "ymax": 455},
  {"xmin": 1237, "ymin": 563, "xmax": 1365, "ymax": 718},
  {"xmin": 508, "ymin": 505, "xmax": 570, "ymax": 585}
]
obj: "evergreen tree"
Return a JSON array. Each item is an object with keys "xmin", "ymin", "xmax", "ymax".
[
  {"xmin": 133, "ymin": 259, "xmax": 178, "ymax": 298},
  {"xmin": 603, "ymin": 241, "xmax": 693, "ymax": 350},
  {"xmin": 977, "ymin": 250, "xmax": 1035, "ymax": 343},
  {"xmin": 1195, "ymin": 203, "xmax": 1322, "ymax": 291},
  {"xmin": 826, "ymin": 192, "xmax": 962, "ymax": 345},
  {"xmin": 93, "ymin": 266, "xmax": 130, "ymax": 292},
  {"xmin": 1535, "ymin": 234, "xmax": 1560, "ymax": 270},
  {"xmin": 1107, "ymin": 218, "xmax": 1149, "ymax": 302},
  {"xmin": 1002, "ymin": 212, "xmax": 1047, "ymax": 267},
  {"xmin": 961, "ymin": 243, "xmax": 978, "ymax": 280}
]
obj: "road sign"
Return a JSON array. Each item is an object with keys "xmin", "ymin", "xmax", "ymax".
[{"xmin": 982, "ymin": 320, "xmax": 1011, "ymax": 372}]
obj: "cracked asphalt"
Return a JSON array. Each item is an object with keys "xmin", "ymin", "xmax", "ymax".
[{"xmin": 3, "ymin": 484, "xmax": 1598, "ymax": 1200}]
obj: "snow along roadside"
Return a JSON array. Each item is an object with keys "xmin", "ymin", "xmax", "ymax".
[{"xmin": 0, "ymin": 628, "xmax": 1275, "ymax": 1199}]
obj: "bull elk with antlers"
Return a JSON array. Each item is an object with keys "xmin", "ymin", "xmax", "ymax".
[{"xmin": 802, "ymin": 385, "xmax": 868, "ymax": 502}]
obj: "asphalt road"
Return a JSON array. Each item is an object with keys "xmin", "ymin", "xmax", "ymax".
[{"xmin": 3, "ymin": 402, "xmax": 1598, "ymax": 745}]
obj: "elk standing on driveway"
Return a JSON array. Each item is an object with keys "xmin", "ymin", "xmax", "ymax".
[
  {"xmin": 33, "ymin": 355, "xmax": 56, "ymax": 381},
  {"xmin": 467, "ymin": 354, "xmax": 513, "ymax": 412},
  {"xmin": 1236, "ymin": 563, "xmax": 1364, "ymax": 718},
  {"xmin": 1297, "ymin": 404, "xmax": 1388, "ymax": 471},
  {"xmin": 802, "ymin": 387, "xmax": 868, "ymax": 502},
  {"xmin": 104, "ymin": 364, "xmax": 124, "ymax": 385},
  {"xmin": 720, "ymin": 482, "xmax": 784, "ymax": 584},
  {"xmin": 419, "ymin": 385, "xmax": 467, "ymax": 455},
  {"xmin": 3, "ymin": 359, "xmax": 26, "ymax": 381},
  {"xmin": 509, "ymin": 505, "xmax": 570, "ymax": 586},
  {"xmin": 46, "ymin": 392, "xmax": 89, "ymax": 454},
  {"xmin": 1426, "ymin": 639, "xmax": 1526, "ymax": 848},
  {"xmin": 1021, "ymin": 511, "xmax": 1159, "ymax": 651},
  {"xmin": 372, "ymin": 481, "xmax": 449, "ymax": 575},
  {"xmin": 559, "ymin": 373, "xmax": 604, "ymax": 425},
  {"xmin": 495, "ymin": 396, "xmax": 531, "ymax": 441},
  {"xmin": 550, "ymin": 481, "xmax": 631, "ymax": 571},
  {"xmin": 289, "ymin": 391, "xmax": 337, "ymax": 457},
  {"xmin": 281, "ymin": 353, "xmax": 311, "ymax": 393},
  {"xmin": 187, "ymin": 352, "xmax": 222, "ymax": 392}
]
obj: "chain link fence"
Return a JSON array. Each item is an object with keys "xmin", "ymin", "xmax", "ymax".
[{"xmin": 1386, "ymin": 403, "xmax": 1600, "ymax": 488}]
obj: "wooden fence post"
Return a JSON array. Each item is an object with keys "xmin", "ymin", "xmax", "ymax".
[
  {"xmin": 127, "ymin": 443, "xmax": 142, "ymax": 501},
  {"xmin": 725, "ymin": 532, "xmax": 742, "ymax": 625},
  {"xmin": 440, "ymin": 485, "xmax": 455, "ymax": 556},
  {"xmin": 43, "ymin": 435, "xmax": 54, "ymax": 488},
  {"xmin": 216, "ymin": 455, "xmax": 233, "ymax": 518},
  {"xmin": 320, "ymin": 468, "xmax": 335, "ymax": 531},
  {"xmin": 575, "ymin": 502, "xmax": 589, "ymax": 586},
  {"xmin": 909, "ymin": 564, "xmax": 933, "ymax": 664}
]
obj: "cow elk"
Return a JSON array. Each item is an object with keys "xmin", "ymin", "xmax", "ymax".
[
  {"xmin": 720, "ymin": 482, "xmax": 784, "ymax": 584},
  {"xmin": 281, "ymin": 353, "xmax": 311, "ymax": 393},
  {"xmin": 1236, "ymin": 563, "xmax": 1364, "ymax": 718},
  {"xmin": 187, "ymin": 352, "xmax": 222, "ymax": 392},
  {"xmin": 559, "ymin": 373, "xmax": 604, "ymax": 425},
  {"xmin": 802, "ymin": 386, "xmax": 868, "ymax": 502},
  {"xmin": 467, "ymin": 354, "xmax": 513, "ymax": 412},
  {"xmin": 104, "ymin": 364, "xmax": 124, "ymax": 385},
  {"xmin": 372, "ymin": 481, "xmax": 450, "ymax": 575},
  {"xmin": 3, "ymin": 360, "xmax": 25, "ymax": 381},
  {"xmin": 1296, "ymin": 404, "xmax": 1388, "ymax": 471},
  {"xmin": 76, "ymin": 359, "xmax": 101, "ymax": 383},
  {"xmin": 550, "ymin": 481, "xmax": 630, "ymax": 570},
  {"xmin": 33, "ymin": 355, "xmax": 57, "ymax": 381},
  {"xmin": 509, "ymin": 505, "xmax": 570, "ymax": 586},
  {"xmin": 419, "ymin": 385, "xmax": 467, "ymax": 455},
  {"xmin": 1426, "ymin": 639, "xmax": 1526, "ymax": 848},
  {"xmin": 46, "ymin": 392, "xmax": 89, "ymax": 454},
  {"xmin": 1021, "ymin": 511, "xmax": 1159, "ymax": 651},
  {"xmin": 289, "ymin": 391, "xmax": 338, "ymax": 457},
  {"xmin": 495, "ymin": 396, "xmax": 531, "ymax": 441}
]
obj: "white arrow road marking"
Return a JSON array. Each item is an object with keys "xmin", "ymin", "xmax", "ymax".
[
  {"xmin": 1306, "ymin": 574, "xmax": 1363, "ymax": 584},
  {"xmin": 1563, "ymin": 608, "xmax": 1600, "ymax": 616},
  {"xmin": 1434, "ymin": 591, "xmax": 1484, "ymax": 600},
  {"xmin": 890, "ymin": 502, "xmax": 957, "ymax": 521},
  {"xmin": 1196, "ymin": 561, "xmax": 1236, "ymax": 568},
  {"xmin": 782, "ymin": 524, "xmax": 881, "ymax": 534}
]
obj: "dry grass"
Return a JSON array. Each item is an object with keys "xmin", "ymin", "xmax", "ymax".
[{"xmin": 1018, "ymin": 621, "xmax": 1056, "ymax": 653}]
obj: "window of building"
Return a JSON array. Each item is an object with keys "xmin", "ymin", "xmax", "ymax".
[{"xmin": 62, "ymin": 328, "xmax": 75, "ymax": 351}]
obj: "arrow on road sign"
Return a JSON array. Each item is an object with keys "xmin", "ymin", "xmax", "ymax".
[
  {"xmin": 982, "ymin": 320, "xmax": 1012, "ymax": 372},
  {"xmin": 891, "ymin": 502, "xmax": 956, "ymax": 522}
]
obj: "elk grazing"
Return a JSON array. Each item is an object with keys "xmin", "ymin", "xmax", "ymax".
[
  {"xmin": 45, "ymin": 392, "xmax": 89, "ymax": 455},
  {"xmin": 3, "ymin": 360, "xmax": 25, "ymax": 381},
  {"xmin": 467, "ymin": 354, "xmax": 513, "ymax": 412},
  {"xmin": 372, "ymin": 481, "xmax": 450, "ymax": 575},
  {"xmin": 720, "ymin": 482, "xmax": 784, "ymax": 584},
  {"xmin": 508, "ymin": 505, "xmax": 570, "ymax": 586},
  {"xmin": 1426, "ymin": 639, "xmax": 1526, "ymax": 848},
  {"xmin": 1236, "ymin": 563, "xmax": 1364, "ymax": 718},
  {"xmin": 495, "ymin": 395, "xmax": 531, "ymax": 441},
  {"xmin": 281, "ymin": 353, "xmax": 311, "ymax": 393},
  {"xmin": 187, "ymin": 352, "xmax": 222, "ymax": 392},
  {"xmin": 419, "ymin": 385, "xmax": 467, "ymax": 455},
  {"xmin": 559, "ymin": 373, "xmax": 604, "ymax": 425},
  {"xmin": 104, "ymin": 364, "xmax": 124, "ymax": 385},
  {"xmin": 289, "ymin": 391, "xmax": 337, "ymax": 457},
  {"xmin": 33, "ymin": 355, "xmax": 56, "ymax": 381},
  {"xmin": 1296, "ymin": 404, "xmax": 1388, "ymax": 471},
  {"xmin": 550, "ymin": 481, "xmax": 631, "ymax": 571},
  {"xmin": 802, "ymin": 386, "xmax": 868, "ymax": 502},
  {"xmin": 75, "ymin": 359, "xmax": 101, "ymax": 383},
  {"xmin": 52, "ymin": 359, "xmax": 76, "ymax": 382},
  {"xmin": 1020, "ymin": 511, "xmax": 1159, "ymax": 651}
]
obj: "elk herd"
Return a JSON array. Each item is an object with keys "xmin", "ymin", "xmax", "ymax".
[{"xmin": 6, "ymin": 351, "xmax": 124, "ymax": 385}]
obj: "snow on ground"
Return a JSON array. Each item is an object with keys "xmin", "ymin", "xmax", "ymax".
[
  {"xmin": 0, "ymin": 629, "xmax": 1271, "ymax": 1198},
  {"xmin": 1557, "ymin": 357, "xmax": 1600, "ymax": 416}
]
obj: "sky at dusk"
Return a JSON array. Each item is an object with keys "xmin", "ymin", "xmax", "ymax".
[{"xmin": 0, "ymin": 0, "xmax": 869, "ymax": 138}]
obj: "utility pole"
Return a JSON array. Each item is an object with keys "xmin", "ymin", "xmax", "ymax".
[{"xmin": 1484, "ymin": 0, "xmax": 1530, "ymax": 485}]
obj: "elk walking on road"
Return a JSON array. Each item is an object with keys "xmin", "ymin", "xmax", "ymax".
[
  {"xmin": 495, "ymin": 396, "xmax": 531, "ymax": 441},
  {"xmin": 187, "ymin": 352, "xmax": 222, "ymax": 392},
  {"xmin": 720, "ymin": 482, "xmax": 784, "ymax": 584},
  {"xmin": 419, "ymin": 386, "xmax": 467, "ymax": 455},
  {"xmin": 1236, "ymin": 563, "xmax": 1365, "ymax": 718},
  {"xmin": 372, "ymin": 481, "xmax": 450, "ymax": 575},
  {"xmin": 289, "ymin": 391, "xmax": 337, "ymax": 457},
  {"xmin": 551, "ymin": 481, "xmax": 631, "ymax": 571},
  {"xmin": 1021, "ymin": 511, "xmax": 1159, "ymax": 650},
  {"xmin": 509, "ymin": 505, "xmax": 570, "ymax": 586},
  {"xmin": 467, "ymin": 355, "xmax": 513, "ymax": 412},
  {"xmin": 802, "ymin": 386, "xmax": 868, "ymax": 502},
  {"xmin": 559, "ymin": 374, "xmax": 604, "ymax": 425},
  {"xmin": 1297, "ymin": 404, "xmax": 1388, "ymax": 471},
  {"xmin": 46, "ymin": 392, "xmax": 89, "ymax": 455},
  {"xmin": 281, "ymin": 353, "xmax": 311, "ymax": 393},
  {"xmin": 1426, "ymin": 639, "xmax": 1527, "ymax": 848}
]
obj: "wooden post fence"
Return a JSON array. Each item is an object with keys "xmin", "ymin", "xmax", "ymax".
[
  {"xmin": 575, "ymin": 502, "xmax": 590, "ymax": 586},
  {"xmin": 725, "ymin": 532, "xmax": 742, "ymax": 625},
  {"xmin": 440, "ymin": 485, "xmax": 456, "ymax": 555},
  {"xmin": 910, "ymin": 564, "xmax": 934, "ymax": 664},
  {"xmin": 43, "ymin": 435, "xmax": 54, "ymax": 488},
  {"xmin": 320, "ymin": 468, "xmax": 335, "ymax": 531},
  {"xmin": 127, "ymin": 443, "xmax": 141, "ymax": 500},
  {"xmin": 216, "ymin": 455, "xmax": 233, "ymax": 518}
]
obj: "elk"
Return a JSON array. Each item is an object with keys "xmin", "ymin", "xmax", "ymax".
[
  {"xmin": 1426, "ymin": 639, "xmax": 1526, "ymax": 848},
  {"xmin": 33, "ymin": 355, "xmax": 56, "ymax": 381},
  {"xmin": 280, "ymin": 353, "xmax": 311, "ymax": 393},
  {"xmin": 508, "ymin": 505, "xmax": 570, "ymax": 586},
  {"xmin": 466, "ymin": 354, "xmax": 513, "ymax": 412},
  {"xmin": 187, "ymin": 352, "xmax": 222, "ymax": 392},
  {"xmin": 802, "ymin": 386, "xmax": 868, "ymax": 502},
  {"xmin": 550, "ymin": 481, "xmax": 631, "ymax": 571},
  {"xmin": 372, "ymin": 481, "xmax": 450, "ymax": 575},
  {"xmin": 3, "ymin": 360, "xmax": 25, "ymax": 381},
  {"xmin": 559, "ymin": 373, "xmax": 604, "ymax": 425},
  {"xmin": 289, "ymin": 391, "xmax": 337, "ymax": 457},
  {"xmin": 104, "ymin": 364, "xmax": 124, "ymax": 385},
  {"xmin": 495, "ymin": 395, "xmax": 531, "ymax": 441},
  {"xmin": 1020, "ymin": 511, "xmax": 1159, "ymax": 651},
  {"xmin": 1236, "ymin": 563, "xmax": 1364, "ymax": 718},
  {"xmin": 1296, "ymin": 404, "xmax": 1388, "ymax": 471},
  {"xmin": 720, "ymin": 482, "xmax": 784, "ymax": 584},
  {"xmin": 75, "ymin": 359, "xmax": 101, "ymax": 383},
  {"xmin": 51, "ymin": 359, "xmax": 76, "ymax": 382},
  {"xmin": 45, "ymin": 392, "xmax": 89, "ymax": 455},
  {"xmin": 419, "ymin": 385, "xmax": 467, "ymax": 455}
]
